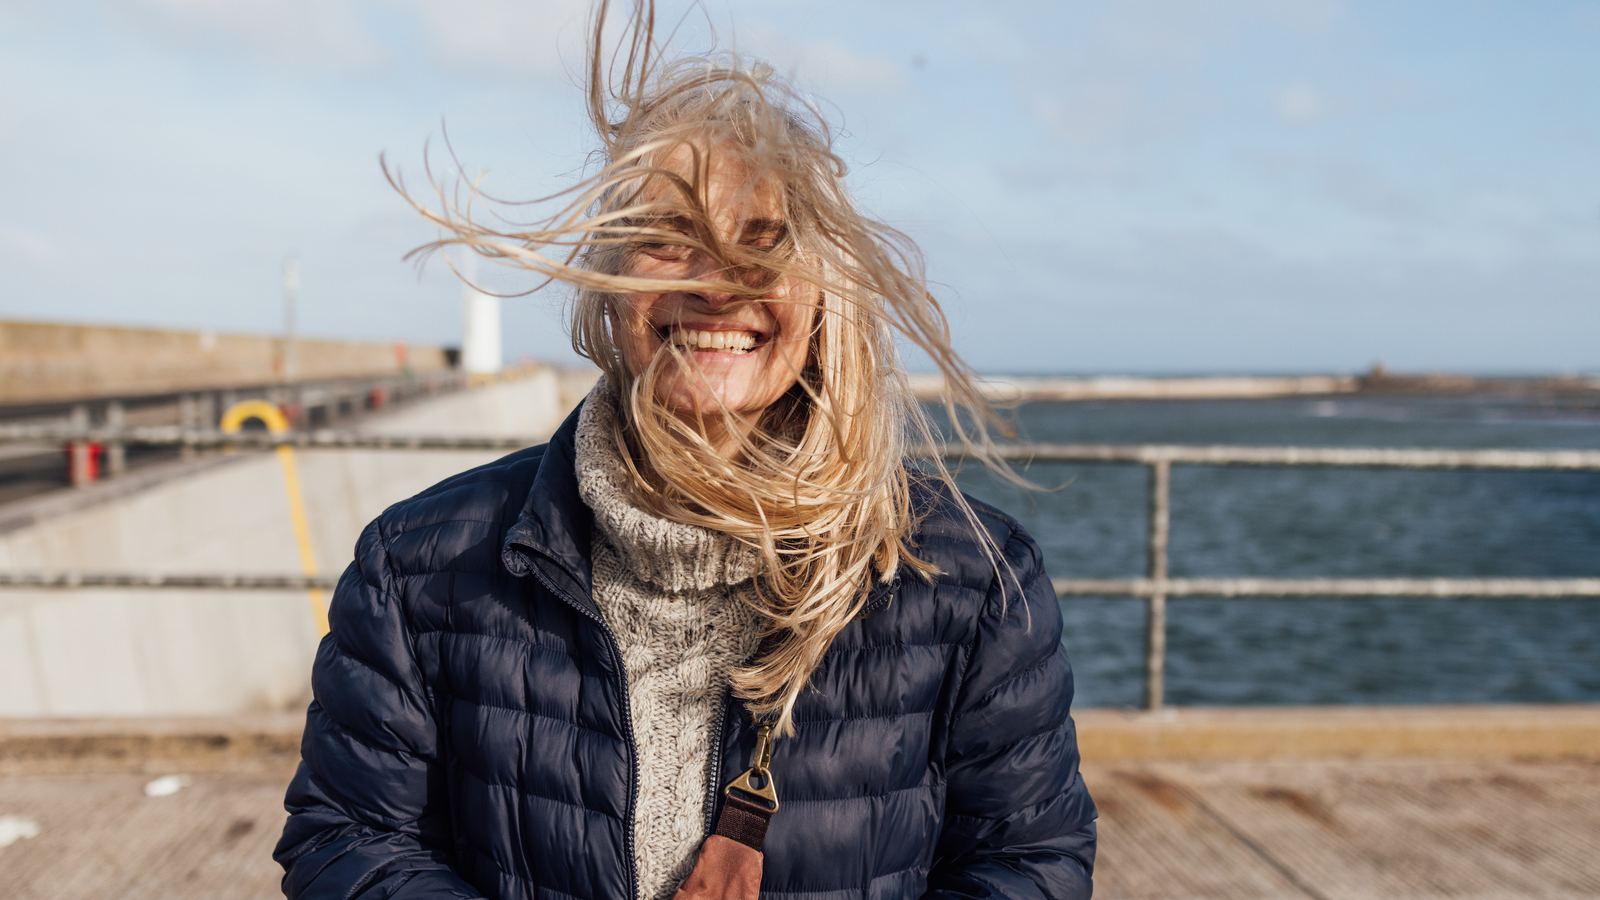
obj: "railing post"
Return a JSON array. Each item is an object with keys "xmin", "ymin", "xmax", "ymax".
[
  {"xmin": 67, "ymin": 404, "xmax": 96, "ymax": 488},
  {"xmin": 1145, "ymin": 459, "xmax": 1171, "ymax": 711},
  {"xmin": 105, "ymin": 400, "xmax": 126, "ymax": 478},
  {"xmin": 200, "ymin": 392, "xmax": 218, "ymax": 432},
  {"xmin": 178, "ymin": 394, "xmax": 198, "ymax": 460}
]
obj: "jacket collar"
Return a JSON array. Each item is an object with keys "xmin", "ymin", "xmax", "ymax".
[
  {"xmin": 501, "ymin": 400, "xmax": 598, "ymax": 614},
  {"xmin": 501, "ymin": 396, "xmax": 909, "ymax": 621}
]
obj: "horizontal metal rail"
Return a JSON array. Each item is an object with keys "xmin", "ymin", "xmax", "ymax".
[
  {"xmin": 7, "ymin": 573, "xmax": 1595, "ymax": 598},
  {"xmin": 1053, "ymin": 577, "xmax": 1600, "ymax": 598},
  {"xmin": 0, "ymin": 425, "xmax": 535, "ymax": 451},
  {"xmin": 3, "ymin": 434, "xmax": 1596, "ymax": 710},
  {"xmin": 952, "ymin": 443, "xmax": 1600, "ymax": 471},
  {"xmin": 6, "ymin": 428, "xmax": 1600, "ymax": 471},
  {"xmin": 0, "ymin": 572, "xmax": 339, "ymax": 590}
]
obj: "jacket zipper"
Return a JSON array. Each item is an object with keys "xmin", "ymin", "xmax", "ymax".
[
  {"xmin": 702, "ymin": 581, "xmax": 893, "ymax": 840},
  {"xmin": 702, "ymin": 689, "xmax": 730, "ymax": 835},
  {"xmin": 704, "ymin": 635, "xmax": 773, "ymax": 836},
  {"xmin": 522, "ymin": 555, "xmax": 642, "ymax": 900}
]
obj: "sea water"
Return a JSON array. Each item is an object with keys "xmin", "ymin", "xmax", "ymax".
[{"xmin": 946, "ymin": 394, "xmax": 1600, "ymax": 707}]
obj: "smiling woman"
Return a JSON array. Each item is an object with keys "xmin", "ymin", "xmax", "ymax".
[
  {"xmin": 608, "ymin": 165, "xmax": 813, "ymax": 426},
  {"xmin": 275, "ymin": 2, "xmax": 1096, "ymax": 899}
]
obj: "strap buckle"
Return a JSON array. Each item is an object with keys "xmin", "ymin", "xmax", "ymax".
[{"xmin": 724, "ymin": 723, "xmax": 779, "ymax": 812}]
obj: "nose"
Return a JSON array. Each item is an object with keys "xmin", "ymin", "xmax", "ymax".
[{"xmin": 685, "ymin": 253, "xmax": 737, "ymax": 311}]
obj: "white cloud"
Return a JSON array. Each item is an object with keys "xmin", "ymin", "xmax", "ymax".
[
  {"xmin": 395, "ymin": 0, "xmax": 591, "ymax": 81},
  {"xmin": 1013, "ymin": 0, "xmax": 1342, "ymax": 153},
  {"xmin": 788, "ymin": 38, "xmax": 909, "ymax": 95},
  {"xmin": 1034, "ymin": 79, "xmax": 1140, "ymax": 147},
  {"xmin": 114, "ymin": 0, "xmax": 390, "ymax": 74},
  {"xmin": 0, "ymin": 224, "xmax": 61, "ymax": 264},
  {"xmin": 1318, "ymin": 160, "xmax": 1427, "ymax": 221},
  {"xmin": 1275, "ymin": 83, "xmax": 1324, "ymax": 124},
  {"xmin": 1092, "ymin": 0, "xmax": 1342, "ymax": 67},
  {"xmin": 733, "ymin": 21, "xmax": 910, "ymax": 96},
  {"xmin": 936, "ymin": 15, "xmax": 1022, "ymax": 68}
]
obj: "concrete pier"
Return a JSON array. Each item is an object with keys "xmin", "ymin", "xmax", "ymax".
[
  {"xmin": 0, "ymin": 319, "xmax": 451, "ymax": 406},
  {"xmin": 0, "ymin": 371, "xmax": 580, "ymax": 717},
  {"xmin": 906, "ymin": 374, "xmax": 1360, "ymax": 402}
]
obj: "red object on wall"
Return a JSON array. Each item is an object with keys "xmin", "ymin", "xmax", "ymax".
[{"xmin": 64, "ymin": 441, "xmax": 105, "ymax": 485}]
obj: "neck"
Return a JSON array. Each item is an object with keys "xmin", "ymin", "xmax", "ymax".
[{"xmin": 675, "ymin": 407, "xmax": 757, "ymax": 460}]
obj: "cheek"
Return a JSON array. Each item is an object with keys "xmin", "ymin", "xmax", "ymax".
[
  {"xmin": 611, "ymin": 295, "xmax": 662, "ymax": 368},
  {"xmin": 770, "ymin": 291, "xmax": 818, "ymax": 359}
]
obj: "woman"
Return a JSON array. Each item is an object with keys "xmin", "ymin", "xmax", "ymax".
[{"xmin": 275, "ymin": 4, "xmax": 1096, "ymax": 898}]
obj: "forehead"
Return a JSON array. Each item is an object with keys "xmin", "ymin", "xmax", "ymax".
[{"xmin": 643, "ymin": 143, "xmax": 785, "ymax": 225}]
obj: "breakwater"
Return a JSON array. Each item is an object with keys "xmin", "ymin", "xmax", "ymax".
[
  {"xmin": 0, "ymin": 319, "xmax": 450, "ymax": 406},
  {"xmin": 908, "ymin": 370, "xmax": 1600, "ymax": 403}
]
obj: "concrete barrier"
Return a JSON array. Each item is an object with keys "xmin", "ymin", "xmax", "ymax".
[
  {"xmin": 0, "ymin": 372, "xmax": 573, "ymax": 717},
  {"xmin": 0, "ymin": 319, "xmax": 450, "ymax": 405},
  {"xmin": 3, "ymin": 705, "xmax": 1593, "ymax": 774},
  {"xmin": 1075, "ymin": 704, "xmax": 1600, "ymax": 761}
]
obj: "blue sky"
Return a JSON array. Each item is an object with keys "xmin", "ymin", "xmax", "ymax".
[{"xmin": 2, "ymin": 0, "xmax": 1597, "ymax": 373}]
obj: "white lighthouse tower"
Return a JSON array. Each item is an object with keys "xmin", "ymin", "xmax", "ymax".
[{"xmin": 460, "ymin": 252, "xmax": 503, "ymax": 377}]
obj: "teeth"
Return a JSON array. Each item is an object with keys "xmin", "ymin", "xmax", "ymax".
[{"xmin": 671, "ymin": 328, "xmax": 757, "ymax": 353}]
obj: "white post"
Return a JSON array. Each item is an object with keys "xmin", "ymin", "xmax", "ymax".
[
  {"xmin": 106, "ymin": 400, "xmax": 126, "ymax": 478},
  {"xmin": 460, "ymin": 252, "xmax": 502, "ymax": 377},
  {"xmin": 282, "ymin": 256, "xmax": 299, "ymax": 383}
]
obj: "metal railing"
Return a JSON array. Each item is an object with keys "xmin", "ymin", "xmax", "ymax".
[
  {"xmin": 0, "ymin": 572, "xmax": 339, "ymax": 590},
  {"xmin": 3, "ymin": 431, "xmax": 1599, "ymax": 710},
  {"xmin": 0, "ymin": 368, "xmax": 471, "ymax": 485},
  {"xmin": 951, "ymin": 444, "xmax": 1600, "ymax": 710},
  {"xmin": 0, "ymin": 425, "xmax": 534, "ymax": 452}
]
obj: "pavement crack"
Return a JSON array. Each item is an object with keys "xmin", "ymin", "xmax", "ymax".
[{"xmin": 1168, "ymin": 774, "xmax": 1336, "ymax": 900}]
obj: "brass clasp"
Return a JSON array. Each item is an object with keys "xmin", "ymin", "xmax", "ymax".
[
  {"xmin": 724, "ymin": 723, "xmax": 779, "ymax": 812},
  {"xmin": 752, "ymin": 723, "xmax": 774, "ymax": 770}
]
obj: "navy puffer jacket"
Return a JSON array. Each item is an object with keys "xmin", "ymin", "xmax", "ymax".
[{"xmin": 274, "ymin": 405, "xmax": 1096, "ymax": 899}]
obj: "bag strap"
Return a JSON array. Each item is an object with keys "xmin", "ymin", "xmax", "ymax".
[
  {"xmin": 671, "ymin": 718, "xmax": 778, "ymax": 900},
  {"xmin": 713, "ymin": 721, "xmax": 778, "ymax": 851}
]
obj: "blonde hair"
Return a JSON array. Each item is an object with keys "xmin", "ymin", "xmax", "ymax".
[{"xmin": 393, "ymin": 0, "xmax": 1016, "ymax": 735}]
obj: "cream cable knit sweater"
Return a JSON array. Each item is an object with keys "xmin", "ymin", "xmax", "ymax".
[{"xmin": 575, "ymin": 381, "xmax": 766, "ymax": 900}]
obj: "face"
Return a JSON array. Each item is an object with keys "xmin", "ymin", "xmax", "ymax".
[{"xmin": 610, "ymin": 155, "xmax": 816, "ymax": 423}]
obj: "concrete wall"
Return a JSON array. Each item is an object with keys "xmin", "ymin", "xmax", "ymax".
[
  {"xmin": 358, "ymin": 368, "xmax": 567, "ymax": 439},
  {"xmin": 0, "ymin": 319, "xmax": 451, "ymax": 405},
  {"xmin": 0, "ymin": 373, "xmax": 575, "ymax": 717}
]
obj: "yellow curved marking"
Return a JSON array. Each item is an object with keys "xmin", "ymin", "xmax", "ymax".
[
  {"xmin": 219, "ymin": 399, "xmax": 289, "ymax": 435},
  {"xmin": 220, "ymin": 400, "xmax": 328, "ymax": 636}
]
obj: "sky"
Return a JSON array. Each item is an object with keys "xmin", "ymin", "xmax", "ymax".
[{"xmin": 2, "ymin": 0, "xmax": 1597, "ymax": 374}]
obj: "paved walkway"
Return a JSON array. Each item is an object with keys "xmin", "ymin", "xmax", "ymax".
[
  {"xmin": 1, "ymin": 710, "xmax": 1597, "ymax": 899},
  {"xmin": 1090, "ymin": 757, "xmax": 1600, "ymax": 900},
  {"xmin": 1, "ymin": 755, "xmax": 1597, "ymax": 899}
]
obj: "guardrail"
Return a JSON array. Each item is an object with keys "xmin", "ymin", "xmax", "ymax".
[
  {"xmin": 951, "ymin": 444, "xmax": 1600, "ymax": 710},
  {"xmin": 0, "ymin": 572, "xmax": 340, "ymax": 590},
  {"xmin": 0, "ymin": 367, "xmax": 471, "ymax": 485},
  {"xmin": 0, "ymin": 426, "xmax": 533, "ymax": 451},
  {"xmin": 3, "ymin": 433, "xmax": 1598, "ymax": 711}
]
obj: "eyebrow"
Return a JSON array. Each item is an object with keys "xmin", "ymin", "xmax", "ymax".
[
  {"xmin": 630, "ymin": 214, "xmax": 787, "ymax": 242},
  {"xmin": 740, "ymin": 218, "xmax": 787, "ymax": 240}
]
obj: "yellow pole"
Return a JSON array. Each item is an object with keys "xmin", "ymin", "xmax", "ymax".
[{"xmin": 220, "ymin": 400, "xmax": 328, "ymax": 636}]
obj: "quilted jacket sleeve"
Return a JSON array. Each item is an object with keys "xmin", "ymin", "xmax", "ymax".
[
  {"xmin": 925, "ymin": 521, "xmax": 1097, "ymax": 900},
  {"xmin": 274, "ymin": 519, "xmax": 483, "ymax": 900}
]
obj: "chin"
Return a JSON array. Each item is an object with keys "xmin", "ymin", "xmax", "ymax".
[
  {"xmin": 657, "ymin": 383, "xmax": 753, "ymax": 417},
  {"xmin": 652, "ymin": 372, "xmax": 779, "ymax": 418}
]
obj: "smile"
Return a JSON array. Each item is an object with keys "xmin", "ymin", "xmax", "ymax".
[{"xmin": 665, "ymin": 327, "xmax": 762, "ymax": 354}]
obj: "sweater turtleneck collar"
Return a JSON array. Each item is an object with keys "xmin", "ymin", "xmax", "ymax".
[{"xmin": 574, "ymin": 378, "xmax": 761, "ymax": 594}]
